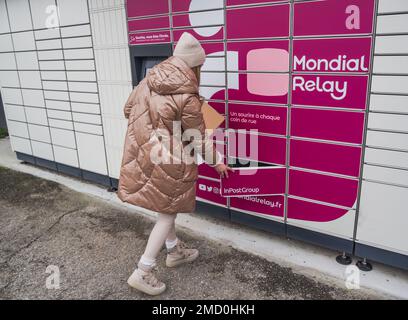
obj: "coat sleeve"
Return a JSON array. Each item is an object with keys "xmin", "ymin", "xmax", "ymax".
[
  {"xmin": 181, "ymin": 94, "xmax": 223, "ymax": 166},
  {"xmin": 123, "ymin": 87, "xmax": 138, "ymax": 119}
]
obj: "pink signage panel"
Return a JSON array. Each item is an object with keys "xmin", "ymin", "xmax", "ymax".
[
  {"xmin": 227, "ymin": 4, "xmax": 290, "ymax": 39},
  {"xmin": 172, "ymin": 0, "xmax": 224, "ymax": 12},
  {"xmin": 289, "ymin": 169, "xmax": 359, "ymax": 208},
  {"xmin": 227, "ymin": 40, "xmax": 290, "ymax": 72},
  {"xmin": 229, "ymin": 132, "xmax": 286, "ymax": 165},
  {"xmin": 293, "ymin": 37, "xmax": 372, "ymax": 73},
  {"xmin": 292, "ymin": 74, "xmax": 369, "ymax": 110},
  {"xmin": 196, "ymin": 178, "xmax": 226, "ymax": 206},
  {"xmin": 291, "ymin": 108, "xmax": 365, "ymax": 144},
  {"xmin": 221, "ymin": 167, "xmax": 286, "ymax": 197},
  {"xmin": 287, "ymin": 198, "xmax": 351, "ymax": 223},
  {"xmin": 229, "ymin": 103, "xmax": 287, "ymax": 136},
  {"xmin": 129, "ymin": 31, "xmax": 171, "ymax": 45},
  {"xmin": 128, "ymin": 16, "xmax": 169, "ymax": 32},
  {"xmin": 290, "ymin": 139, "xmax": 362, "ymax": 177},
  {"xmin": 127, "ymin": 0, "xmax": 169, "ymax": 18},
  {"xmin": 230, "ymin": 195, "xmax": 285, "ymax": 218},
  {"xmin": 294, "ymin": 0, "xmax": 375, "ymax": 37},
  {"xmin": 199, "ymin": 162, "xmax": 221, "ymax": 180}
]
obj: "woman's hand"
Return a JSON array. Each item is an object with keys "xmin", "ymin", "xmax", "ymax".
[{"xmin": 214, "ymin": 164, "xmax": 234, "ymax": 178}]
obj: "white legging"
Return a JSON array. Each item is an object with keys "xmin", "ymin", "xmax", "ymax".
[{"xmin": 140, "ymin": 213, "xmax": 177, "ymax": 264}]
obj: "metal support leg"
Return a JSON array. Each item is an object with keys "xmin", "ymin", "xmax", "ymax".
[
  {"xmin": 356, "ymin": 258, "xmax": 373, "ymax": 271},
  {"xmin": 336, "ymin": 252, "xmax": 352, "ymax": 265}
]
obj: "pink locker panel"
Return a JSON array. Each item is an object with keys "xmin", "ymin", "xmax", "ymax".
[
  {"xmin": 292, "ymin": 74, "xmax": 369, "ymax": 110},
  {"xmin": 127, "ymin": 0, "xmax": 170, "ymax": 18},
  {"xmin": 226, "ymin": 4, "xmax": 290, "ymax": 40},
  {"xmin": 230, "ymin": 195, "xmax": 285, "ymax": 218},
  {"xmin": 293, "ymin": 37, "xmax": 372, "ymax": 74},
  {"xmin": 229, "ymin": 103, "xmax": 287, "ymax": 136},
  {"xmin": 221, "ymin": 167, "xmax": 286, "ymax": 197},
  {"xmin": 128, "ymin": 16, "xmax": 170, "ymax": 32},
  {"xmin": 291, "ymin": 108, "xmax": 365, "ymax": 144},
  {"xmin": 229, "ymin": 131, "xmax": 287, "ymax": 165},
  {"xmin": 289, "ymin": 169, "xmax": 359, "ymax": 208},
  {"xmin": 173, "ymin": 27, "xmax": 224, "ymax": 42},
  {"xmin": 287, "ymin": 197, "xmax": 351, "ymax": 223},
  {"xmin": 227, "ymin": 40, "xmax": 289, "ymax": 72},
  {"xmin": 196, "ymin": 177, "xmax": 226, "ymax": 206},
  {"xmin": 293, "ymin": 0, "xmax": 375, "ymax": 37},
  {"xmin": 290, "ymin": 139, "xmax": 362, "ymax": 177}
]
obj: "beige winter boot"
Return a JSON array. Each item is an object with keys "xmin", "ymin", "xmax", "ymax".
[
  {"xmin": 166, "ymin": 240, "xmax": 199, "ymax": 268},
  {"xmin": 127, "ymin": 262, "xmax": 166, "ymax": 296}
]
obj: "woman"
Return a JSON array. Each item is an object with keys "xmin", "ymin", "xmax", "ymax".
[{"xmin": 118, "ymin": 32, "xmax": 232, "ymax": 295}]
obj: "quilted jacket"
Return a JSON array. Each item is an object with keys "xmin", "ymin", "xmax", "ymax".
[{"xmin": 117, "ymin": 56, "xmax": 217, "ymax": 214}]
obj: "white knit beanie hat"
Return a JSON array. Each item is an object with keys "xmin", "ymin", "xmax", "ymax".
[{"xmin": 173, "ymin": 32, "xmax": 206, "ymax": 68}]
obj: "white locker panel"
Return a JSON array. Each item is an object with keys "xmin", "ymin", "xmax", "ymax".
[
  {"xmin": 365, "ymin": 148, "xmax": 408, "ymax": 169},
  {"xmin": 37, "ymin": 50, "xmax": 64, "ymax": 61},
  {"xmin": 63, "ymin": 48, "xmax": 93, "ymax": 60},
  {"xmin": 76, "ymin": 132, "xmax": 107, "ymax": 175},
  {"xmin": 363, "ymin": 164, "xmax": 408, "ymax": 187},
  {"xmin": 377, "ymin": 14, "xmax": 408, "ymax": 34},
  {"xmin": 36, "ymin": 39, "xmax": 62, "ymax": 50},
  {"xmin": 15, "ymin": 51, "xmax": 39, "ymax": 70},
  {"xmin": 68, "ymin": 81, "xmax": 97, "ymax": 93},
  {"xmin": 72, "ymin": 112, "xmax": 101, "ymax": 124},
  {"xmin": 61, "ymin": 25, "xmax": 91, "ymax": 38},
  {"xmin": 50, "ymin": 127, "xmax": 76, "ymax": 148},
  {"xmin": 45, "ymin": 99, "xmax": 70, "ymax": 111},
  {"xmin": 375, "ymin": 35, "xmax": 408, "ymax": 55},
  {"xmin": 358, "ymin": 181, "xmax": 408, "ymax": 254},
  {"xmin": 42, "ymin": 80, "xmax": 68, "ymax": 91},
  {"xmin": 28, "ymin": 123, "xmax": 51, "ymax": 143},
  {"xmin": 370, "ymin": 94, "xmax": 408, "ymax": 113},
  {"xmin": 6, "ymin": 0, "xmax": 32, "ymax": 32},
  {"xmin": 0, "ymin": 0, "xmax": 10, "ymax": 34},
  {"xmin": 31, "ymin": 140, "xmax": 54, "ymax": 160},
  {"xmin": 371, "ymin": 75, "xmax": 408, "ymax": 94},
  {"xmin": 0, "ymin": 53, "xmax": 17, "ymax": 70},
  {"xmin": 34, "ymin": 28, "xmax": 60, "ymax": 40},
  {"xmin": 373, "ymin": 56, "xmax": 408, "ymax": 74},
  {"xmin": 29, "ymin": 0, "xmax": 57, "ymax": 29},
  {"xmin": 71, "ymin": 102, "xmax": 100, "ymax": 114},
  {"xmin": 10, "ymin": 136, "xmax": 32, "ymax": 154},
  {"xmin": 24, "ymin": 106, "xmax": 47, "ymax": 125},
  {"xmin": 366, "ymin": 130, "xmax": 408, "ymax": 151},
  {"xmin": 74, "ymin": 122, "xmax": 103, "ymax": 135},
  {"xmin": 18, "ymin": 71, "xmax": 42, "ymax": 89},
  {"xmin": 98, "ymin": 84, "xmax": 132, "ymax": 116},
  {"xmin": 200, "ymin": 72, "xmax": 226, "ymax": 86},
  {"xmin": 0, "ymin": 71, "xmax": 19, "ymax": 87},
  {"xmin": 0, "ymin": 34, "xmax": 13, "ymax": 52},
  {"xmin": 203, "ymin": 57, "xmax": 226, "ymax": 72},
  {"xmin": 22, "ymin": 89, "xmax": 44, "ymax": 107},
  {"xmin": 4, "ymin": 104, "xmax": 26, "ymax": 122},
  {"xmin": 12, "ymin": 31, "xmax": 35, "ymax": 51},
  {"xmin": 62, "ymin": 36, "xmax": 92, "ymax": 49},
  {"xmin": 41, "ymin": 71, "xmax": 66, "ymax": 81},
  {"xmin": 2, "ymin": 88, "xmax": 23, "ymax": 104},
  {"xmin": 65, "ymin": 60, "xmax": 95, "ymax": 71},
  {"xmin": 53, "ymin": 145, "xmax": 79, "ymax": 167},
  {"xmin": 57, "ymin": 0, "xmax": 90, "ymax": 26},
  {"xmin": 39, "ymin": 60, "xmax": 65, "ymax": 70},
  {"xmin": 94, "ymin": 48, "xmax": 132, "ymax": 82},
  {"xmin": 378, "ymin": 0, "xmax": 408, "ymax": 14},
  {"xmin": 368, "ymin": 113, "xmax": 408, "ymax": 133},
  {"xmin": 70, "ymin": 92, "xmax": 99, "ymax": 103},
  {"xmin": 7, "ymin": 120, "xmax": 29, "ymax": 138},
  {"xmin": 47, "ymin": 109, "xmax": 72, "ymax": 121},
  {"xmin": 44, "ymin": 90, "xmax": 69, "ymax": 101},
  {"xmin": 48, "ymin": 118, "xmax": 73, "ymax": 130},
  {"xmin": 66, "ymin": 71, "xmax": 96, "ymax": 82}
]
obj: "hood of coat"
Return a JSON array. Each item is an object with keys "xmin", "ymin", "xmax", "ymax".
[{"xmin": 146, "ymin": 56, "xmax": 199, "ymax": 96}]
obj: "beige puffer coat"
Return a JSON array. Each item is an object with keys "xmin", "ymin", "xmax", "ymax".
[{"xmin": 118, "ymin": 56, "xmax": 217, "ymax": 214}]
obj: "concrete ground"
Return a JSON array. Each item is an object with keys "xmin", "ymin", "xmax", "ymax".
[{"xmin": 0, "ymin": 166, "xmax": 386, "ymax": 300}]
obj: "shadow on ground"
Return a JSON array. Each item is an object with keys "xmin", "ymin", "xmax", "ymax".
[{"xmin": 0, "ymin": 167, "xmax": 381, "ymax": 300}]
